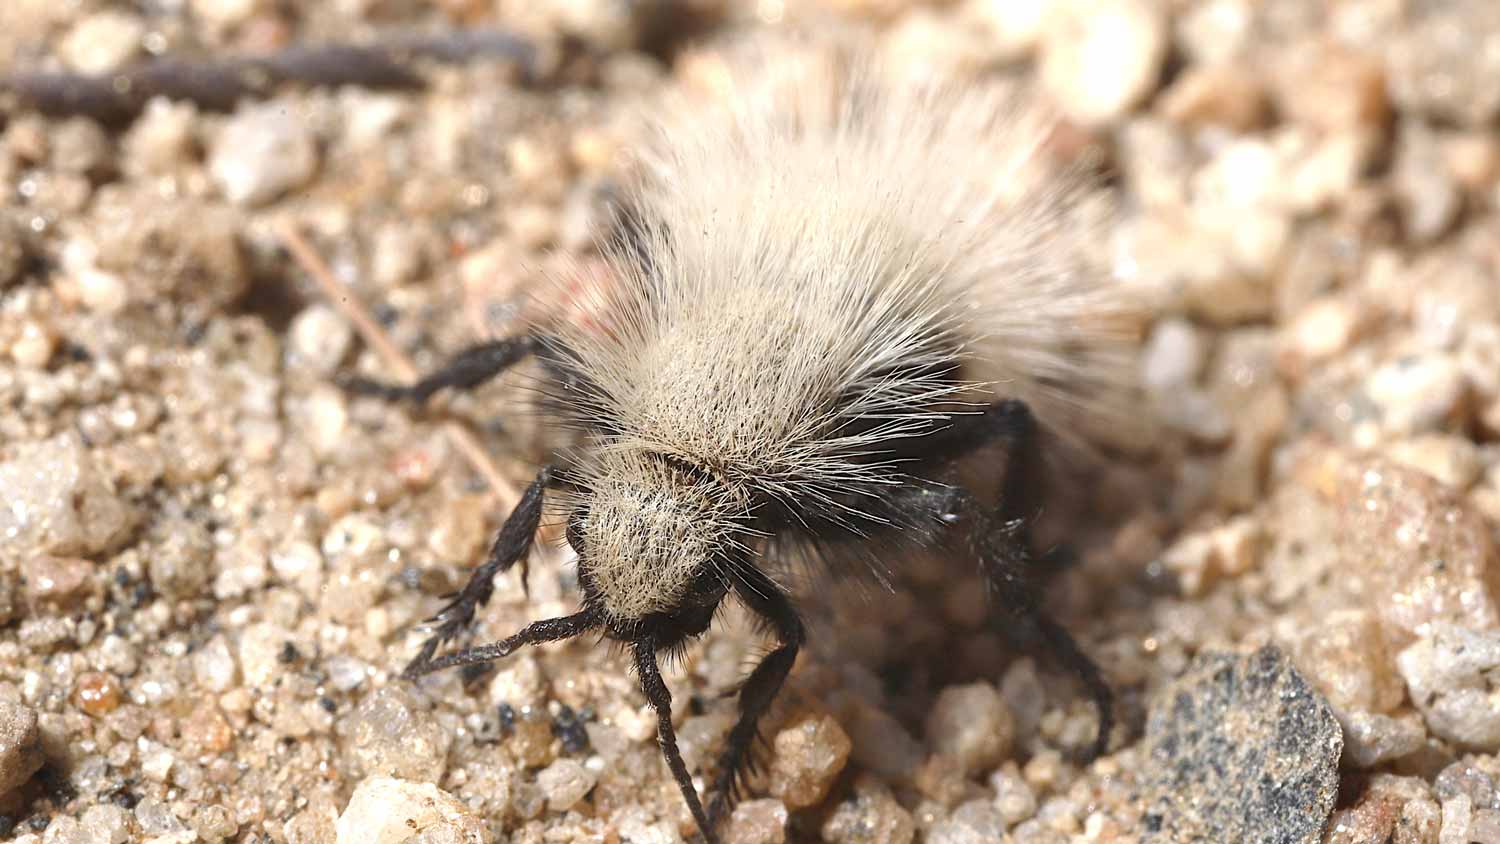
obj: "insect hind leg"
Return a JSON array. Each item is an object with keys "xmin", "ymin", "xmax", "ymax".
[
  {"xmin": 971, "ymin": 399, "xmax": 1113, "ymax": 759},
  {"xmin": 910, "ymin": 398, "xmax": 1115, "ymax": 758}
]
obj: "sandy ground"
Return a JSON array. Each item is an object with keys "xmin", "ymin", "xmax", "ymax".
[{"xmin": 2, "ymin": 1, "xmax": 1500, "ymax": 843}]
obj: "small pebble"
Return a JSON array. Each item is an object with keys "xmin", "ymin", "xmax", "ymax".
[
  {"xmin": 335, "ymin": 776, "xmax": 488, "ymax": 844},
  {"xmin": 1281, "ymin": 296, "xmax": 1360, "ymax": 372},
  {"xmin": 339, "ymin": 686, "xmax": 453, "ymax": 783},
  {"xmin": 768, "ymin": 713, "xmax": 852, "ymax": 809},
  {"xmin": 1141, "ymin": 318, "xmax": 1205, "ymax": 391},
  {"xmin": 927, "ymin": 800, "xmax": 1007, "ymax": 844},
  {"xmin": 287, "ymin": 305, "xmax": 353, "ymax": 376},
  {"xmin": 1158, "ymin": 63, "xmax": 1267, "ymax": 130},
  {"xmin": 1442, "ymin": 795, "xmax": 1473, "ymax": 844},
  {"xmin": 1385, "ymin": 435, "xmax": 1481, "ymax": 489},
  {"xmin": 370, "ymin": 223, "xmax": 427, "ymax": 290},
  {"xmin": 59, "ymin": 11, "xmax": 145, "ymax": 74},
  {"xmin": 1293, "ymin": 610, "xmax": 1403, "ymax": 715},
  {"xmin": 74, "ymin": 672, "xmax": 123, "ymax": 716},
  {"xmin": 1393, "ymin": 120, "xmax": 1462, "ymax": 243},
  {"xmin": 325, "ymin": 655, "xmax": 370, "ymax": 693},
  {"xmin": 21, "ymin": 555, "xmax": 91, "ymax": 606},
  {"xmin": 192, "ymin": 636, "xmax": 239, "ymax": 693},
  {"xmin": 1289, "ymin": 450, "xmax": 1500, "ymax": 639},
  {"xmin": 135, "ymin": 797, "xmax": 187, "ymax": 835},
  {"xmin": 1402, "ymin": 799, "xmax": 1443, "ymax": 844},
  {"xmin": 9, "ymin": 320, "xmax": 56, "ymax": 369},
  {"xmin": 190, "ymin": 0, "xmax": 265, "ymax": 28},
  {"xmin": 74, "ymin": 267, "xmax": 130, "ymax": 314},
  {"xmin": 0, "ymin": 432, "xmax": 138, "ymax": 561},
  {"xmin": 924, "ymin": 682, "xmax": 1014, "ymax": 776},
  {"xmin": 821, "ymin": 776, "xmax": 916, "ymax": 844},
  {"xmin": 89, "ymin": 195, "xmax": 249, "ymax": 308},
  {"xmin": 991, "ymin": 767, "xmax": 1038, "ymax": 827},
  {"xmin": 209, "ymin": 103, "xmax": 319, "ymax": 206},
  {"xmin": 0, "ymin": 701, "xmax": 43, "ymax": 796},
  {"xmin": 237, "ymin": 622, "xmax": 294, "ymax": 688},
  {"xmin": 80, "ymin": 804, "xmax": 131, "ymax": 844},
  {"xmin": 146, "ymin": 522, "xmax": 213, "ymax": 600},
  {"xmin": 140, "ymin": 745, "xmax": 176, "ymax": 782},
  {"xmin": 121, "ymin": 99, "xmax": 198, "ymax": 177},
  {"xmin": 191, "ymin": 804, "xmax": 238, "ymax": 843},
  {"xmin": 1386, "ymin": 0, "xmax": 1500, "ymax": 126},
  {"xmin": 1160, "ymin": 531, "xmax": 1217, "ymax": 597},
  {"xmin": 536, "ymin": 758, "xmax": 595, "ymax": 812},
  {"xmin": 725, "ymin": 799, "xmax": 788, "ymax": 844},
  {"xmin": 1271, "ymin": 43, "xmax": 1388, "ymax": 133},
  {"xmin": 1398, "ymin": 624, "xmax": 1500, "ymax": 750},
  {"xmin": 1339, "ymin": 709, "xmax": 1426, "ymax": 768},
  {"xmin": 1040, "ymin": 0, "xmax": 1167, "ymax": 126},
  {"xmin": 1364, "ymin": 354, "xmax": 1469, "ymax": 436},
  {"xmin": 179, "ymin": 701, "xmax": 234, "ymax": 755}
]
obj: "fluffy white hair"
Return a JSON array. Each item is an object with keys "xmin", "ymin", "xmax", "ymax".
[{"xmin": 539, "ymin": 35, "xmax": 1139, "ymax": 618}]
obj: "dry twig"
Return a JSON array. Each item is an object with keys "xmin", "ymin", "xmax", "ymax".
[
  {"xmin": 275, "ymin": 220, "xmax": 520, "ymax": 510},
  {"xmin": 3, "ymin": 30, "xmax": 540, "ymax": 125}
]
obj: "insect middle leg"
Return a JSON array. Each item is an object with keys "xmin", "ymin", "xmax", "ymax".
[{"xmin": 340, "ymin": 334, "xmax": 537, "ymax": 403}]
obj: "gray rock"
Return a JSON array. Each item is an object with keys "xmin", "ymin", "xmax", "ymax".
[
  {"xmin": 1142, "ymin": 645, "xmax": 1342, "ymax": 844},
  {"xmin": 0, "ymin": 700, "xmax": 44, "ymax": 796}
]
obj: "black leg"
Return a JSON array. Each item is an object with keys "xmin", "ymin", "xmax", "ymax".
[
  {"xmin": 402, "ymin": 467, "xmax": 552, "ymax": 679},
  {"xmin": 919, "ymin": 398, "xmax": 1040, "ymax": 469},
  {"xmin": 341, "ymin": 334, "xmax": 537, "ymax": 403},
  {"xmin": 407, "ymin": 608, "xmax": 599, "ymax": 676},
  {"xmin": 888, "ymin": 398, "xmax": 1115, "ymax": 758},
  {"xmin": 635, "ymin": 641, "xmax": 718, "ymax": 844},
  {"xmin": 971, "ymin": 509, "xmax": 1114, "ymax": 759},
  {"xmin": 966, "ymin": 400, "xmax": 1114, "ymax": 759},
  {"xmin": 705, "ymin": 569, "xmax": 805, "ymax": 829}
]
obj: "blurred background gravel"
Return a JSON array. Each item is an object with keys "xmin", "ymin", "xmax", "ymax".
[{"xmin": 1, "ymin": 1, "xmax": 1499, "ymax": 843}]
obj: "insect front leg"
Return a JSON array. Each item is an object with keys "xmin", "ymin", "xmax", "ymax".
[
  {"xmin": 341, "ymin": 334, "xmax": 538, "ymax": 403},
  {"xmin": 634, "ymin": 641, "xmax": 719, "ymax": 844},
  {"xmin": 402, "ymin": 466, "xmax": 552, "ymax": 679},
  {"xmin": 705, "ymin": 568, "xmax": 805, "ymax": 830}
]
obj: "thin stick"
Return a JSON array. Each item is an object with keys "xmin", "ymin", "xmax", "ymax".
[
  {"xmin": 275, "ymin": 220, "xmax": 519, "ymax": 509},
  {"xmin": 3, "ymin": 30, "xmax": 540, "ymax": 125}
]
